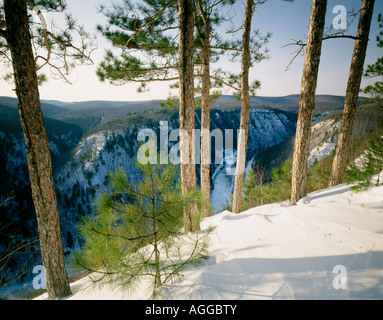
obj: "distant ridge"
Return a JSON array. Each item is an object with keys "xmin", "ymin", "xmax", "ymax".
[
  {"xmin": 212, "ymin": 94, "xmax": 347, "ymax": 114},
  {"xmin": 1, "ymin": 94, "xmax": 348, "ymax": 115},
  {"xmin": 1, "ymin": 94, "xmax": 349, "ymax": 133}
]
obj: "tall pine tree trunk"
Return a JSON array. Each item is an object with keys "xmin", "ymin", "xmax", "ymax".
[
  {"xmin": 178, "ymin": 0, "xmax": 198, "ymax": 232},
  {"xmin": 291, "ymin": 0, "xmax": 327, "ymax": 205},
  {"xmin": 4, "ymin": 0, "xmax": 72, "ymax": 299},
  {"xmin": 329, "ymin": 0, "xmax": 375, "ymax": 187},
  {"xmin": 199, "ymin": 2, "xmax": 211, "ymax": 218},
  {"xmin": 232, "ymin": 0, "xmax": 253, "ymax": 214}
]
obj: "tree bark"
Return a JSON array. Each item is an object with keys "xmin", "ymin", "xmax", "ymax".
[
  {"xmin": 232, "ymin": 0, "xmax": 253, "ymax": 214},
  {"xmin": 329, "ymin": 0, "xmax": 375, "ymax": 187},
  {"xmin": 4, "ymin": 0, "xmax": 72, "ymax": 299},
  {"xmin": 290, "ymin": 0, "xmax": 327, "ymax": 205},
  {"xmin": 178, "ymin": 0, "xmax": 198, "ymax": 232},
  {"xmin": 198, "ymin": 1, "xmax": 211, "ymax": 218}
]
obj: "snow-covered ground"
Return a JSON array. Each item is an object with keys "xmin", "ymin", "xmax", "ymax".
[
  {"xmin": 37, "ymin": 174, "xmax": 383, "ymax": 300},
  {"xmin": 308, "ymin": 118, "xmax": 339, "ymax": 166}
]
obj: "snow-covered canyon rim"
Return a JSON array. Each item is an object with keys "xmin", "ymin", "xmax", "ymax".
[{"xmin": 35, "ymin": 173, "xmax": 383, "ymax": 300}]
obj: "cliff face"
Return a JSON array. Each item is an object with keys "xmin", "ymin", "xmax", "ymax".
[
  {"xmin": 0, "ymin": 104, "xmax": 297, "ymax": 247},
  {"xmin": 205, "ymin": 108, "xmax": 296, "ymax": 211},
  {"xmin": 57, "ymin": 107, "xmax": 297, "ymax": 221}
]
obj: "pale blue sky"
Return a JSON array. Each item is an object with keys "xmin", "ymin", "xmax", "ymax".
[{"xmin": 1, "ymin": 0, "xmax": 383, "ymax": 102}]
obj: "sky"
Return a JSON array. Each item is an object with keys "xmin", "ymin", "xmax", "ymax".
[{"xmin": 1, "ymin": 0, "xmax": 383, "ymax": 102}]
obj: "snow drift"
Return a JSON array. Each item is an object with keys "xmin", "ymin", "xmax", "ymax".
[{"xmin": 37, "ymin": 175, "xmax": 383, "ymax": 300}]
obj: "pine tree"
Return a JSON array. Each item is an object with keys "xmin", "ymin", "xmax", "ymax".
[
  {"xmin": 346, "ymin": 132, "xmax": 383, "ymax": 192},
  {"xmin": 242, "ymin": 159, "xmax": 292, "ymax": 209},
  {"xmin": 96, "ymin": 0, "xmax": 269, "ymax": 217},
  {"xmin": 3, "ymin": 0, "xmax": 69, "ymax": 299},
  {"xmin": 196, "ymin": 0, "xmax": 212, "ymax": 218},
  {"xmin": 268, "ymin": 159, "xmax": 292, "ymax": 202},
  {"xmin": 1, "ymin": 0, "xmax": 93, "ymax": 299},
  {"xmin": 96, "ymin": 0, "xmax": 267, "ymax": 94},
  {"xmin": 307, "ymin": 154, "xmax": 334, "ymax": 193},
  {"xmin": 243, "ymin": 161, "xmax": 265, "ymax": 208},
  {"xmin": 232, "ymin": 0, "xmax": 258, "ymax": 213},
  {"xmin": 178, "ymin": 0, "xmax": 199, "ymax": 232},
  {"xmin": 362, "ymin": 13, "xmax": 383, "ymax": 100},
  {"xmin": 329, "ymin": 0, "xmax": 375, "ymax": 187},
  {"xmin": 72, "ymin": 160, "xmax": 210, "ymax": 298},
  {"xmin": 243, "ymin": 168, "xmax": 258, "ymax": 209},
  {"xmin": 290, "ymin": 0, "xmax": 327, "ymax": 205}
]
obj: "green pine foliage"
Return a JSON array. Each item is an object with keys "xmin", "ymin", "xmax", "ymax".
[
  {"xmin": 96, "ymin": 0, "xmax": 269, "ymax": 98},
  {"xmin": 241, "ymin": 130, "xmax": 382, "ymax": 209},
  {"xmin": 242, "ymin": 160, "xmax": 292, "ymax": 210},
  {"xmin": 345, "ymin": 133, "xmax": 383, "ymax": 192},
  {"xmin": 362, "ymin": 13, "xmax": 383, "ymax": 100},
  {"xmin": 72, "ymin": 159, "xmax": 211, "ymax": 298},
  {"xmin": 307, "ymin": 154, "xmax": 334, "ymax": 193},
  {"xmin": 96, "ymin": 0, "xmax": 179, "ymax": 86}
]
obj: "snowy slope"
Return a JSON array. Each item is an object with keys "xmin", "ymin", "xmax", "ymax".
[{"xmin": 37, "ymin": 174, "xmax": 383, "ymax": 300}]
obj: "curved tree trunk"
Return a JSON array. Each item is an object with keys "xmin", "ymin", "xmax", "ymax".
[
  {"xmin": 329, "ymin": 0, "xmax": 375, "ymax": 187},
  {"xmin": 290, "ymin": 0, "xmax": 327, "ymax": 205},
  {"xmin": 178, "ymin": 0, "xmax": 198, "ymax": 232},
  {"xmin": 232, "ymin": 0, "xmax": 253, "ymax": 214},
  {"xmin": 4, "ymin": 0, "xmax": 72, "ymax": 299}
]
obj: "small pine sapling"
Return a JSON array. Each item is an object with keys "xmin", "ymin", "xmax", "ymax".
[
  {"xmin": 346, "ymin": 133, "xmax": 383, "ymax": 192},
  {"xmin": 72, "ymin": 159, "xmax": 211, "ymax": 298}
]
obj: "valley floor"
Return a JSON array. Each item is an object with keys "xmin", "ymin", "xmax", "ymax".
[{"xmin": 37, "ymin": 174, "xmax": 383, "ymax": 300}]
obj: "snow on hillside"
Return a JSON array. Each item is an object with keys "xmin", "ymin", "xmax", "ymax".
[
  {"xmin": 210, "ymin": 108, "xmax": 296, "ymax": 212},
  {"xmin": 308, "ymin": 118, "xmax": 339, "ymax": 166},
  {"xmin": 36, "ymin": 174, "xmax": 383, "ymax": 300}
]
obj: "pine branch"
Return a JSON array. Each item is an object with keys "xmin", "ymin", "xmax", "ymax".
[
  {"xmin": 47, "ymin": 30, "xmax": 94, "ymax": 64},
  {"xmin": 20, "ymin": 1, "xmax": 95, "ymax": 84},
  {"xmin": 162, "ymin": 231, "xmax": 210, "ymax": 285},
  {"xmin": 322, "ymin": 34, "xmax": 358, "ymax": 41},
  {"xmin": 284, "ymin": 7, "xmax": 362, "ymax": 71},
  {"xmin": 209, "ymin": 74, "xmax": 240, "ymax": 91},
  {"xmin": 283, "ymin": 34, "xmax": 359, "ymax": 71},
  {"xmin": 226, "ymin": 0, "xmax": 266, "ymax": 34},
  {"xmin": 197, "ymin": 0, "xmax": 209, "ymax": 27},
  {"xmin": 206, "ymin": 0, "xmax": 227, "ymax": 12},
  {"xmin": 90, "ymin": 226, "xmax": 157, "ymax": 242},
  {"xmin": 27, "ymin": 1, "xmax": 51, "ymax": 65},
  {"xmin": 208, "ymin": 45, "xmax": 263, "ymax": 58},
  {"xmin": 123, "ymin": 1, "xmax": 177, "ymax": 48},
  {"xmin": 113, "ymin": 74, "xmax": 180, "ymax": 83},
  {"xmin": 112, "ymin": 65, "xmax": 178, "ymax": 74}
]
